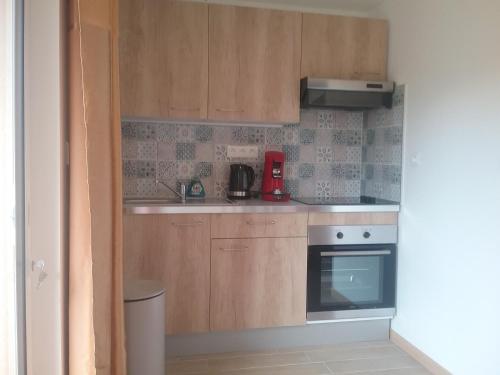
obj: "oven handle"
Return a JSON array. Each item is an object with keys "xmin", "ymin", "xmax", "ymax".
[{"xmin": 320, "ymin": 250, "xmax": 392, "ymax": 257}]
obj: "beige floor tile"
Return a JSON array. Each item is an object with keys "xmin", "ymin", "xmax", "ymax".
[
  {"xmin": 217, "ymin": 362, "xmax": 333, "ymax": 375},
  {"xmin": 167, "ymin": 352, "xmax": 311, "ymax": 374},
  {"xmin": 325, "ymin": 355, "xmax": 421, "ymax": 374},
  {"xmin": 169, "ymin": 341, "xmax": 393, "ymax": 363},
  {"xmin": 308, "ymin": 345, "xmax": 403, "ymax": 362},
  {"xmin": 348, "ymin": 368, "xmax": 431, "ymax": 375}
]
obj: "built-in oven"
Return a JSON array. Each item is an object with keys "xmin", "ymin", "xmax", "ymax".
[{"xmin": 307, "ymin": 225, "xmax": 397, "ymax": 321}]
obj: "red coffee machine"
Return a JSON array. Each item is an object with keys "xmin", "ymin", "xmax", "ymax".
[{"xmin": 261, "ymin": 151, "xmax": 290, "ymax": 202}]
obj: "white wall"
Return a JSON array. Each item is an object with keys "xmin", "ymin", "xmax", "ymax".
[{"xmin": 376, "ymin": 1, "xmax": 500, "ymax": 373}]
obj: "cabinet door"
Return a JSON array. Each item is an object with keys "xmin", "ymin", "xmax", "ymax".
[
  {"xmin": 301, "ymin": 14, "xmax": 388, "ymax": 81},
  {"xmin": 208, "ymin": 5, "xmax": 301, "ymax": 123},
  {"xmin": 119, "ymin": 0, "xmax": 162, "ymax": 117},
  {"xmin": 123, "ymin": 214, "xmax": 210, "ymax": 335},
  {"xmin": 210, "ymin": 238, "xmax": 307, "ymax": 331},
  {"xmin": 119, "ymin": 0, "xmax": 208, "ymax": 120}
]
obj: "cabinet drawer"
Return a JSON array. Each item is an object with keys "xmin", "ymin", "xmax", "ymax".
[
  {"xmin": 210, "ymin": 237, "xmax": 307, "ymax": 331},
  {"xmin": 308, "ymin": 212, "xmax": 398, "ymax": 226},
  {"xmin": 211, "ymin": 213, "xmax": 308, "ymax": 238}
]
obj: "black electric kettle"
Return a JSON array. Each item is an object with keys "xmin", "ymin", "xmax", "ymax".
[{"xmin": 228, "ymin": 164, "xmax": 255, "ymax": 199}]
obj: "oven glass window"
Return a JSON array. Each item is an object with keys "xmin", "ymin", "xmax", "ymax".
[{"xmin": 320, "ymin": 255, "xmax": 384, "ymax": 306}]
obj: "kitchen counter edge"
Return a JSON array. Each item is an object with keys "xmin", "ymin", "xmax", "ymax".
[{"xmin": 124, "ymin": 203, "xmax": 400, "ymax": 214}]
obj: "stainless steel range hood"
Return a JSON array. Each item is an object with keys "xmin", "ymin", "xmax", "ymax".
[{"xmin": 300, "ymin": 77, "xmax": 395, "ymax": 110}]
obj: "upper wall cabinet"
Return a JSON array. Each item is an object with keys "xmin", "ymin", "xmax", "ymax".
[
  {"xmin": 119, "ymin": 0, "xmax": 208, "ymax": 120},
  {"xmin": 301, "ymin": 14, "xmax": 388, "ymax": 81},
  {"xmin": 208, "ymin": 5, "xmax": 301, "ymax": 123}
]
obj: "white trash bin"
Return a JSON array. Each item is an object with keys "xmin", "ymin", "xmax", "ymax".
[{"xmin": 124, "ymin": 280, "xmax": 165, "ymax": 375}]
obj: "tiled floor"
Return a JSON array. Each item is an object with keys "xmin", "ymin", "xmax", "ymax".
[{"xmin": 167, "ymin": 340, "xmax": 431, "ymax": 374}]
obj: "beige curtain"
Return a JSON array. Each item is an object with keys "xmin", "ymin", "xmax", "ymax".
[{"xmin": 68, "ymin": 0, "xmax": 126, "ymax": 374}]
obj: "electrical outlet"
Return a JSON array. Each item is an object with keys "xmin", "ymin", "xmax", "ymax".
[{"xmin": 227, "ymin": 145, "xmax": 259, "ymax": 159}]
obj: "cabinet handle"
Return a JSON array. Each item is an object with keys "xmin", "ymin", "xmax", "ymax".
[
  {"xmin": 170, "ymin": 106, "xmax": 200, "ymax": 112},
  {"xmin": 246, "ymin": 220, "xmax": 266, "ymax": 225},
  {"xmin": 245, "ymin": 219, "xmax": 277, "ymax": 225},
  {"xmin": 219, "ymin": 246, "xmax": 249, "ymax": 252},
  {"xmin": 171, "ymin": 221, "xmax": 204, "ymax": 227},
  {"xmin": 215, "ymin": 108, "xmax": 244, "ymax": 113}
]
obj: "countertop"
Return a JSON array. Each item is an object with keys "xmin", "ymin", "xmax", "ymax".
[{"xmin": 124, "ymin": 197, "xmax": 400, "ymax": 214}]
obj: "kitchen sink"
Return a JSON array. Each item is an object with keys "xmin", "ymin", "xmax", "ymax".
[{"xmin": 124, "ymin": 198, "xmax": 235, "ymax": 206}]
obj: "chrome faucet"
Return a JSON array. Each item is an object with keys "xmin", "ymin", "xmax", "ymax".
[{"xmin": 155, "ymin": 179, "xmax": 186, "ymax": 202}]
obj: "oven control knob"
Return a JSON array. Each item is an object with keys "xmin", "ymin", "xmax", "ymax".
[
  {"xmin": 336, "ymin": 232, "xmax": 344, "ymax": 239},
  {"xmin": 363, "ymin": 231, "xmax": 371, "ymax": 239}
]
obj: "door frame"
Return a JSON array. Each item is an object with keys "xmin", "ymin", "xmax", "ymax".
[{"xmin": 23, "ymin": 0, "xmax": 65, "ymax": 374}]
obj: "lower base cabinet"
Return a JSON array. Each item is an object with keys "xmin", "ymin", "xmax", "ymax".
[
  {"xmin": 210, "ymin": 237, "xmax": 307, "ymax": 331},
  {"xmin": 123, "ymin": 214, "xmax": 210, "ymax": 335}
]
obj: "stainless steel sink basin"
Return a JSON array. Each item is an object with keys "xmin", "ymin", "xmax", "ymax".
[{"xmin": 124, "ymin": 198, "xmax": 235, "ymax": 206}]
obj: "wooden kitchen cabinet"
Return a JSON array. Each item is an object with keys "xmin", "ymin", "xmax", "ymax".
[
  {"xmin": 210, "ymin": 237, "xmax": 307, "ymax": 331},
  {"xmin": 208, "ymin": 5, "xmax": 302, "ymax": 123},
  {"xmin": 119, "ymin": 0, "xmax": 208, "ymax": 120},
  {"xmin": 123, "ymin": 214, "xmax": 210, "ymax": 335},
  {"xmin": 211, "ymin": 213, "xmax": 308, "ymax": 239},
  {"xmin": 301, "ymin": 13, "xmax": 388, "ymax": 81}
]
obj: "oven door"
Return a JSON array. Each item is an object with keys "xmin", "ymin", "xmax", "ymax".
[{"xmin": 307, "ymin": 244, "xmax": 396, "ymax": 321}]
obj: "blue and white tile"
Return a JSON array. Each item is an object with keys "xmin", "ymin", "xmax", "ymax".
[
  {"xmin": 176, "ymin": 143, "xmax": 196, "ymax": 160},
  {"xmin": 316, "ymin": 181, "xmax": 333, "ymax": 198},
  {"xmin": 284, "ymin": 179, "xmax": 299, "ymax": 197},
  {"xmin": 176, "ymin": 161, "xmax": 195, "ymax": 179},
  {"xmin": 346, "ymin": 147, "xmax": 362, "ymax": 163},
  {"xmin": 344, "ymin": 130, "xmax": 362, "ymax": 146},
  {"xmin": 157, "ymin": 142, "xmax": 175, "ymax": 161},
  {"xmin": 298, "ymin": 181, "xmax": 315, "ymax": 197},
  {"xmin": 195, "ymin": 162, "xmax": 213, "ymax": 178},
  {"xmin": 299, "ymin": 129, "xmax": 315, "ymax": 145},
  {"xmin": 316, "ymin": 146, "xmax": 333, "ymax": 163},
  {"xmin": 283, "ymin": 127, "xmax": 299, "ymax": 145},
  {"xmin": 266, "ymin": 128, "xmax": 284, "ymax": 145},
  {"xmin": 384, "ymin": 127, "xmax": 403, "ymax": 146},
  {"xmin": 194, "ymin": 126, "xmax": 213, "ymax": 143},
  {"xmin": 156, "ymin": 124, "xmax": 176, "ymax": 143},
  {"xmin": 122, "ymin": 139, "xmax": 138, "ymax": 159},
  {"xmin": 248, "ymin": 128, "xmax": 266, "ymax": 144},
  {"xmin": 158, "ymin": 161, "xmax": 177, "ymax": 180},
  {"xmin": 316, "ymin": 129, "xmax": 333, "ymax": 147},
  {"xmin": 283, "ymin": 145, "xmax": 300, "ymax": 163},
  {"xmin": 175, "ymin": 125, "xmax": 194, "ymax": 142},
  {"xmin": 346, "ymin": 112, "xmax": 364, "ymax": 129},
  {"xmin": 137, "ymin": 141, "xmax": 157, "ymax": 160},
  {"xmin": 285, "ymin": 163, "xmax": 299, "ymax": 179},
  {"xmin": 213, "ymin": 126, "xmax": 231, "ymax": 143},
  {"xmin": 393, "ymin": 85, "xmax": 405, "ymax": 107},
  {"xmin": 215, "ymin": 144, "xmax": 229, "ymax": 162},
  {"xmin": 231, "ymin": 127, "xmax": 249, "ymax": 144},
  {"xmin": 135, "ymin": 123, "xmax": 157, "ymax": 140},
  {"xmin": 317, "ymin": 111, "xmax": 334, "ymax": 128},
  {"xmin": 197, "ymin": 143, "xmax": 214, "ymax": 161},
  {"xmin": 136, "ymin": 178, "xmax": 157, "ymax": 197},
  {"xmin": 300, "ymin": 109, "xmax": 317, "ymax": 129},
  {"xmin": 298, "ymin": 163, "xmax": 315, "ymax": 179},
  {"xmin": 123, "ymin": 177, "xmax": 138, "ymax": 198},
  {"xmin": 299, "ymin": 144, "xmax": 315, "ymax": 163}
]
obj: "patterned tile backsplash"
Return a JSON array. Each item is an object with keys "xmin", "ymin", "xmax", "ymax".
[
  {"xmin": 122, "ymin": 86, "xmax": 404, "ymax": 201},
  {"xmin": 361, "ymin": 85, "xmax": 405, "ymax": 202}
]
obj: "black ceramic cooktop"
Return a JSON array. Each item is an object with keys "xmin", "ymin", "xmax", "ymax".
[{"xmin": 292, "ymin": 196, "xmax": 399, "ymax": 205}]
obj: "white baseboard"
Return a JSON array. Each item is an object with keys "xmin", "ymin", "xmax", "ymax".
[{"xmin": 390, "ymin": 329, "xmax": 451, "ymax": 375}]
